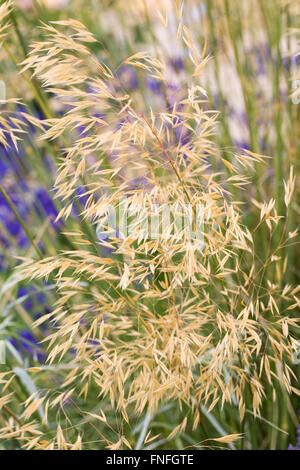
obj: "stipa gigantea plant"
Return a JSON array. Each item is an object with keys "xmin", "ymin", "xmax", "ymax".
[{"xmin": 0, "ymin": 1, "xmax": 299, "ymax": 450}]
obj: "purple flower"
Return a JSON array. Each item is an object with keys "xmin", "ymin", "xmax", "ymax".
[
  {"xmin": 117, "ymin": 65, "xmax": 138, "ymax": 90},
  {"xmin": 147, "ymin": 77, "xmax": 162, "ymax": 94},
  {"xmin": 17, "ymin": 286, "xmax": 34, "ymax": 311},
  {"xmin": 10, "ymin": 330, "xmax": 46, "ymax": 363},
  {"xmin": 170, "ymin": 57, "xmax": 184, "ymax": 72},
  {"xmin": 34, "ymin": 187, "xmax": 60, "ymax": 231},
  {"xmin": 0, "ymin": 158, "xmax": 8, "ymax": 176},
  {"xmin": 75, "ymin": 186, "xmax": 89, "ymax": 207},
  {"xmin": 288, "ymin": 413, "xmax": 300, "ymax": 450},
  {"xmin": 234, "ymin": 141, "xmax": 251, "ymax": 151}
]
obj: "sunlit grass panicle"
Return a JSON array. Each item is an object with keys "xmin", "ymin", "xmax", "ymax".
[{"xmin": 0, "ymin": 0, "xmax": 299, "ymax": 450}]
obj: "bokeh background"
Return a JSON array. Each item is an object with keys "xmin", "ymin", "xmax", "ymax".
[{"xmin": 0, "ymin": 0, "xmax": 299, "ymax": 450}]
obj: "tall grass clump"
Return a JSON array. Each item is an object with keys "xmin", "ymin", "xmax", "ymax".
[{"xmin": 0, "ymin": 0, "xmax": 299, "ymax": 450}]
